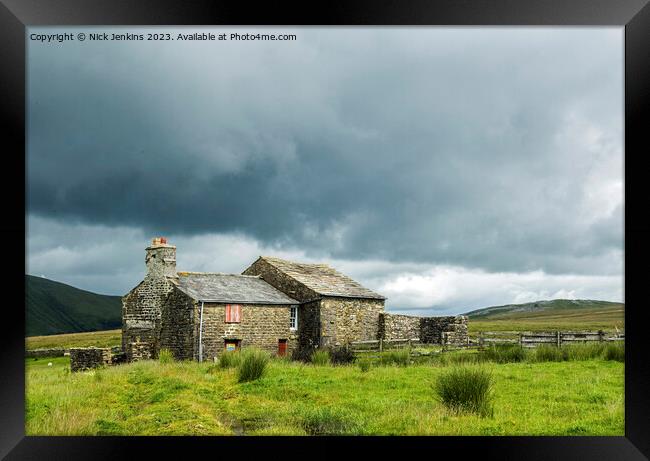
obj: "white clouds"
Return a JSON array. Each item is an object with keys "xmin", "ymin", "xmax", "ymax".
[
  {"xmin": 375, "ymin": 266, "xmax": 622, "ymax": 314},
  {"xmin": 27, "ymin": 215, "xmax": 623, "ymax": 314}
]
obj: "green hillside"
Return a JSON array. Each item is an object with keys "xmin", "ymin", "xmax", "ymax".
[
  {"xmin": 25, "ymin": 275, "xmax": 122, "ymax": 337},
  {"xmin": 463, "ymin": 299, "xmax": 624, "ymax": 333}
]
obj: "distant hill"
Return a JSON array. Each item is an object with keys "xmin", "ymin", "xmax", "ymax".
[
  {"xmin": 464, "ymin": 299, "xmax": 624, "ymax": 320},
  {"xmin": 26, "ymin": 275, "xmax": 122, "ymax": 336}
]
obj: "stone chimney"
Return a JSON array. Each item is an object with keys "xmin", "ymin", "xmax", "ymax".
[{"xmin": 145, "ymin": 237, "xmax": 177, "ymax": 278}]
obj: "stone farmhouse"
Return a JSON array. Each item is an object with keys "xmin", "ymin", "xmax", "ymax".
[{"xmin": 121, "ymin": 238, "xmax": 468, "ymax": 362}]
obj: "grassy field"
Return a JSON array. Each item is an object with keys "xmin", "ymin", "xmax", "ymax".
[
  {"xmin": 26, "ymin": 353, "xmax": 623, "ymax": 436},
  {"xmin": 468, "ymin": 305, "xmax": 624, "ymax": 334},
  {"xmin": 26, "ymin": 329, "xmax": 122, "ymax": 350}
]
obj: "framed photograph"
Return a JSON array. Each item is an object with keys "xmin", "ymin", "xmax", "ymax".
[{"xmin": 2, "ymin": 0, "xmax": 648, "ymax": 458}]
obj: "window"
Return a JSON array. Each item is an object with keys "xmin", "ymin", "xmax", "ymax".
[
  {"xmin": 289, "ymin": 305, "xmax": 298, "ymax": 330},
  {"xmin": 225, "ymin": 304, "xmax": 241, "ymax": 323},
  {"xmin": 224, "ymin": 339, "xmax": 241, "ymax": 351}
]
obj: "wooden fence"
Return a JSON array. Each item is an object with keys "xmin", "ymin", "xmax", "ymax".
[
  {"xmin": 349, "ymin": 330, "xmax": 624, "ymax": 357},
  {"xmin": 350, "ymin": 338, "xmax": 421, "ymax": 353},
  {"xmin": 476, "ymin": 330, "xmax": 624, "ymax": 348}
]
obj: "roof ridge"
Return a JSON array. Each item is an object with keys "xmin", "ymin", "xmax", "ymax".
[
  {"xmin": 177, "ymin": 271, "xmax": 261, "ymax": 278},
  {"xmin": 261, "ymin": 255, "xmax": 333, "ymax": 267}
]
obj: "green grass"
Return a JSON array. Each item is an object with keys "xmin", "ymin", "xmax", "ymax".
[
  {"xmin": 435, "ymin": 366, "xmax": 494, "ymax": 417},
  {"xmin": 26, "ymin": 275, "xmax": 122, "ymax": 336},
  {"xmin": 380, "ymin": 349, "xmax": 411, "ymax": 367},
  {"xmin": 26, "ymin": 355, "xmax": 624, "ymax": 435},
  {"xmin": 468, "ymin": 303, "xmax": 624, "ymax": 334},
  {"xmin": 218, "ymin": 351, "xmax": 242, "ymax": 369},
  {"xmin": 311, "ymin": 350, "xmax": 331, "ymax": 366},
  {"xmin": 236, "ymin": 349, "xmax": 269, "ymax": 383},
  {"xmin": 158, "ymin": 349, "xmax": 174, "ymax": 364},
  {"xmin": 26, "ymin": 329, "xmax": 122, "ymax": 350}
]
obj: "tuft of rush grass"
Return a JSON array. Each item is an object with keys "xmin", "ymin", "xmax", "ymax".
[
  {"xmin": 236, "ymin": 349, "xmax": 269, "ymax": 383},
  {"xmin": 158, "ymin": 348, "xmax": 174, "ymax": 364},
  {"xmin": 481, "ymin": 344, "xmax": 528, "ymax": 363},
  {"xmin": 310, "ymin": 350, "xmax": 331, "ymax": 366},
  {"xmin": 434, "ymin": 366, "xmax": 494, "ymax": 417},
  {"xmin": 602, "ymin": 342, "xmax": 625, "ymax": 362},
  {"xmin": 218, "ymin": 351, "xmax": 242, "ymax": 369}
]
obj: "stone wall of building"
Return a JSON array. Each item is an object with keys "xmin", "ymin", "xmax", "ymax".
[
  {"xmin": 242, "ymin": 258, "xmax": 320, "ymax": 303},
  {"xmin": 121, "ymin": 275, "xmax": 174, "ymax": 359},
  {"xmin": 70, "ymin": 347, "xmax": 112, "ymax": 372},
  {"xmin": 195, "ymin": 302, "xmax": 298, "ymax": 361},
  {"xmin": 126, "ymin": 339, "xmax": 153, "ymax": 362},
  {"xmin": 159, "ymin": 287, "xmax": 197, "ymax": 361},
  {"xmin": 378, "ymin": 313, "xmax": 469, "ymax": 345},
  {"xmin": 320, "ymin": 297, "xmax": 385, "ymax": 347},
  {"xmin": 298, "ymin": 300, "xmax": 321, "ymax": 349}
]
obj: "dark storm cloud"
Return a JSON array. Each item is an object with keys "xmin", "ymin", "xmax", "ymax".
[{"xmin": 27, "ymin": 27, "xmax": 623, "ymax": 276}]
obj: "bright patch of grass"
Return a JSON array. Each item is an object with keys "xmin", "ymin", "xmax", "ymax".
[
  {"xmin": 237, "ymin": 349, "xmax": 269, "ymax": 383},
  {"xmin": 158, "ymin": 348, "xmax": 174, "ymax": 364},
  {"xmin": 435, "ymin": 366, "xmax": 494, "ymax": 417},
  {"xmin": 26, "ymin": 329, "xmax": 122, "ymax": 350}
]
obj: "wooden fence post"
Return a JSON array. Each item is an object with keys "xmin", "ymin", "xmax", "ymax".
[
  {"xmin": 598, "ymin": 330, "xmax": 604, "ymax": 342},
  {"xmin": 519, "ymin": 333, "xmax": 523, "ymax": 348},
  {"xmin": 379, "ymin": 338, "xmax": 383, "ymax": 353},
  {"xmin": 556, "ymin": 331, "xmax": 561, "ymax": 348}
]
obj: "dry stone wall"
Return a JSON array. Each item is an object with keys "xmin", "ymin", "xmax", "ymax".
[
  {"xmin": 25, "ymin": 348, "xmax": 65, "ymax": 358},
  {"xmin": 70, "ymin": 347, "xmax": 112, "ymax": 372},
  {"xmin": 377, "ymin": 313, "xmax": 421, "ymax": 341},
  {"xmin": 379, "ymin": 313, "xmax": 469, "ymax": 345}
]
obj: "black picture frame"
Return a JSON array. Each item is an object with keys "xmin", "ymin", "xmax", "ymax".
[{"xmin": 1, "ymin": 0, "xmax": 648, "ymax": 458}]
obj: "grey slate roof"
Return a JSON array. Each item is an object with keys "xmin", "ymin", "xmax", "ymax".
[
  {"xmin": 171, "ymin": 272, "xmax": 298, "ymax": 304},
  {"xmin": 258, "ymin": 256, "xmax": 386, "ymax": 300}
]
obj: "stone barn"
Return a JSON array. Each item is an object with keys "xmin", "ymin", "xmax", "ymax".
[
  {"xmin": 121, "ymin": 237, "xmax": 468, "ymax": 363},
  {"xmin": 243, "ymin": 256, "xmax": 386, "ymax": 349}
]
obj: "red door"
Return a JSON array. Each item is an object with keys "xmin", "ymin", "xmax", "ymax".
[{"xmin": 278, "ymin": 339, "xmax": 288, "ymax": 356}]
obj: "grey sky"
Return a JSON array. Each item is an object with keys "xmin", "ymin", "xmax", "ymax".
[{"xmin": 26, "ymin": 27, "xmax": 623, "ymax": 314}]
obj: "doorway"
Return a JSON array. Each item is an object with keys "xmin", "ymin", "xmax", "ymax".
[{"xmin": 278, "ymin": 339, "xmax": 288, "ymax": 356}]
